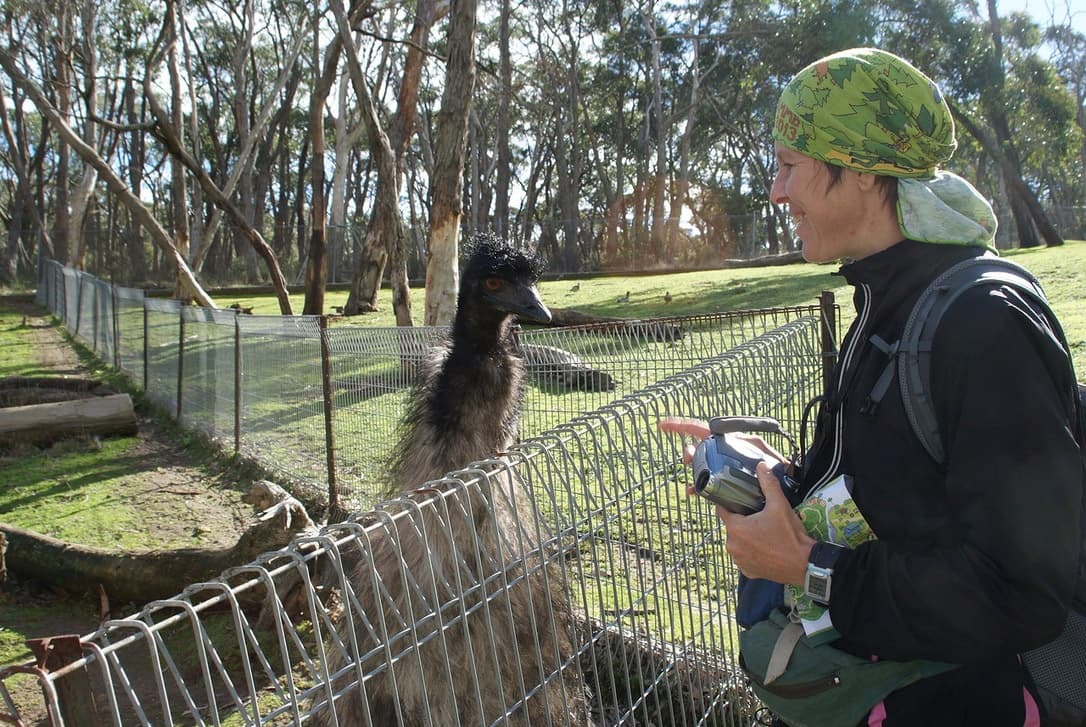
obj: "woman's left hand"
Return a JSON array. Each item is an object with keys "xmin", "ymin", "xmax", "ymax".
[{"xmin": 717, "ymin": 462, "xmax": 815, "ymax": 586}]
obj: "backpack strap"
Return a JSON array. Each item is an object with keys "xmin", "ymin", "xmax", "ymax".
[{"xmin": 898, "ymin": 255, "xmax": 1052, "ymax": 465}]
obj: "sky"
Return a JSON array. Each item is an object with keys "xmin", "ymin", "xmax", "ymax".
[{"xmin": 997, "ymin": 0, "xmax": 1086, "ymax": 34}]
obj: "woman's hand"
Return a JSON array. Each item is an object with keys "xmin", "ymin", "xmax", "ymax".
[
  {"xmin": 718, "ymin": 462, "xmax": 814, "ymax": 586},
  {"xmin": 658, "ymin": 417, "xmax": 814, "ymax": 585},
  {"xmin": 657, "ymin": 416, "xmax": 710, "ymax": 462}
]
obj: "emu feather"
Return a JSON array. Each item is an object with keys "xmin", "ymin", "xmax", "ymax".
[{"xmin": 312, "ymin": 234, "xmax": 589, "ymax": 726}]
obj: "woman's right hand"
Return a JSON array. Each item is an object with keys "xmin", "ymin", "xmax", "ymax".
[{"xmin": 657, "ymin": 416, "xmax": 710, "ymax": 464}]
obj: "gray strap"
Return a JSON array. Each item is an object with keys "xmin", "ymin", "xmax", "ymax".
[
  {"xmin": 862, "ymin": 335, "xmax": 899, "ymax": 415},
  {"xmin": 764, "ymin": 621, "xmax": 805, "ymax": 685}
]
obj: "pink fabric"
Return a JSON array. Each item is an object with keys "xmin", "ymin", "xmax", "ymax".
[
  {"xmin": 1022, "ymin": 686, "xmax": 1041, "ymax": 727},
  {"xmin": 867, "ymin": 700, "xmax": 887, "ymax": 726}
]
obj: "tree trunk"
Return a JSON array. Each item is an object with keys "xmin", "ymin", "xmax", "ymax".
[
  {"xmin": 52, "ymin": 9, "xmax": 73, "ymax": 266},
  {"xmin": 343, "ymin": 0, "xmax": 438, "ymax": 320},
  {"xmin": 166, "ymin": 0, "xmax": 191, "ymax": 298},
  {"xmin": 0, "ymin": 48, "xmax": 215, "ymax": 307},
  {"xmin": 67, "ymin": 0, "xmax": 99, "ymax": 272},
  {"xmin": 144, "ymin": 85, "xmax": 293, "ymax": 313},
  {"xmin": 302, "ymin": 17, "xmax": 341, "ymax": 316},
  {"xmin": 949, "ymin": 102, "xmax": 1064, "ymax": 248},
  {"xmin": 423, "ymin": 0, "xmax": 478, "ymax": 326},
  {"xmin": 0, "ymin": 393, "xmax": 137, "ymax": 446},
  {"xmin": 0, "ymin": 494, "xmax": 312, "ymax": 606}
]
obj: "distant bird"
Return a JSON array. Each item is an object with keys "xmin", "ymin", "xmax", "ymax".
[
  {"xmin": 619, "ymin": 290, "xmax": 630, "ymax": 303},
  {"xmin": 570, "ymin": 282, "xmax": 580, "ymax": 292},
  {"xmin": 228, "ymin": 302, "xmax": 253, "ymax": 315},
  {"xmin": 519, "ymin": 343, "xmax": 616, "ymax": 392},
  {"xmin": 314, "ymin": 233, "xmax": 589, "ymax": 726},
  {"xmin": 664, "ymin": 291, "xmax": 673, "ymax": 304}
]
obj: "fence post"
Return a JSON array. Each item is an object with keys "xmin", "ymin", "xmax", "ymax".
[
  {"xmin": 142, "ymin": 302, "xmax": 149, "ymax": 393},
  {"xmin": 177, "ymin": 304, "xmax": 186, "ymax": 423},
  {"xmin": 27, "ymin": 635, "xmax": 100, "ymax": 726},
  {"xmin": 818, "ymin": 291, "xmax": 837, "ymax": 394},
  {"xmin": 112, "ymin": 284, "xmax": 120, "ymax": 370},
  {"xmin": 319, "ymin": 316, "xmax": 340, "ymax": 516},
  {"xmin": 234, "ymin": 311, "xmax": 241, "ymax": 455}
]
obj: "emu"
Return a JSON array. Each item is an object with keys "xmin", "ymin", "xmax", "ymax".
[{"xmin": 312, "ymin": 234, "xmax": 589, "ymax": 726}]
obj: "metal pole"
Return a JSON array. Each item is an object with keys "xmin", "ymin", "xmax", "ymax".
[
  {"xmin": 234, "ymin": 312, "xmax": 241, "ymax": 455},
  {"xmin": 142, "ymin": 302, "xmax": 149, "ymax": 393},
  {"xmin": 319, "ymin": 316, "xmax": 339, "ymax": 517},
  {"xmin": 818, "ymin": 291, "xmax": 837, "ymax": 394},
  {"xmin": 177, "ymin": 305, "xmax": 186, "ymax": 423}
]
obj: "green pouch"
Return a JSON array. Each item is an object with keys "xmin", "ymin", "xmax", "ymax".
[{"xmin": 739, "ymin": 608, "xmax": 956, "ymax": 727}]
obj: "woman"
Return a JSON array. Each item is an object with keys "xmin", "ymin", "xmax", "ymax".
[{"xmin": 664, "ymin": 48, "xmax": 1081, "ymax": 725}]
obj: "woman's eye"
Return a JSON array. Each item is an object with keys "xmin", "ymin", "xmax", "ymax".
[{"xmin": 484, "ymin": 278, "xmax": 503, "ymax": 291}]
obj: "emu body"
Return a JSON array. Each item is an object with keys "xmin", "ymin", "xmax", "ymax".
[{"xmin": 312, "ymin": 235, "xmax": 589, "ymax": 726}]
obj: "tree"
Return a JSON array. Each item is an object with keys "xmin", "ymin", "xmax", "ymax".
[
  {"xmin": 423, "ymin": 0, "xmax": 478, "ymax": 326},
  {"xmin": 0, "ymin": 47, "xmax": 216, "ymax": 307}
]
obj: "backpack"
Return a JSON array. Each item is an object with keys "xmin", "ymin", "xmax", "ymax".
[{"xmin": 866, "ymin": 254, "xmax": 1086, "ymax": 723}]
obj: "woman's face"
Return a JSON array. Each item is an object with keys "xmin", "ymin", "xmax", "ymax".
[{"xmin": 770, "ymin": 144, "xmax": 880, "ymax": 263}]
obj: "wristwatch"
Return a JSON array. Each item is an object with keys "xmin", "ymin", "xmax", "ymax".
[{"xmin": 805, "ymin": 541, "xmax": 846, "ymax": 606}]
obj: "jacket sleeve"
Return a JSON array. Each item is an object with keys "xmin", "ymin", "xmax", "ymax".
[{"xmin": 829, "ymin": 285, "xmax": 1082, "ymax": 664}]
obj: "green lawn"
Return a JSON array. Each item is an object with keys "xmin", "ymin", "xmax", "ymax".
[{"xmin": 225, "ymin": 240, "xmax": 1086, "ymax": 376}]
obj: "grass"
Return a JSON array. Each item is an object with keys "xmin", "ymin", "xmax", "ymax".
[
  {"xmin": 2, "ymin": 240, "xmax": 1083, "ymax": 720},
  {"xmin": 225, "ymin": 240, "xmax": 1086, "ymax": 375}
]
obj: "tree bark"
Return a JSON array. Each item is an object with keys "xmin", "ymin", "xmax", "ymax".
[
  {"xmin": 166, "ymin": 0, "xmax": 191, "ymax": 298},
  {"xmin": 337, "ymin": 0, "xmax": 412, "ymax": 323},
  {"xmin": 342, "ymin": 0, "xmax": 440, "ymax": 320},
  {"xmin": 0, "ymin": 495, "xmax": 313, "ymax": 605},
  {"xmin": 67, "ymin": 0, "xmax": 100, "ymax": 271},
  {"xmin": 0, "ymin": 393, "xmax": 137, "ymax": 446},
  {"xmin": 144, "ymin": 86, "xmax": 294, "ymax": 313},
  {"xmin": 0, "ymin": 48, "xmax": 215, "ymax": 307},
  {"xmin": 423, "ymin": 0, "xmax": 478, "ymax": 326}
]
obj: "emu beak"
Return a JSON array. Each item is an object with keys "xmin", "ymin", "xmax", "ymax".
[{"xmin": 511, "ymin": 284, "xmax": 552, "ymax": 325}]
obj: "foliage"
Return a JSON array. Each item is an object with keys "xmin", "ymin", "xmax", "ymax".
[{"xmin": 0, "ymin": 0, "xmax": 1083, "ymax": 300}]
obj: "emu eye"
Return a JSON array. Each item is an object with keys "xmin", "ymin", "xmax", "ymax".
[{"xmin": 484, "ymin": 277, "xmax": 504, "ymax": 291}]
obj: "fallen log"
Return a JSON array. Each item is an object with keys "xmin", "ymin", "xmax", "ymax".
[
  {"xmin": 0, "ymin": 493, "xmax": 314, "ymax": 606},
  {"xmin": 0, "ymin": 376, "xmax": 117, "ymax": 408},
  {"xmin": 542, "ymin": 307, "xmax": 683, "ymax": 342},
  {"xmin": 0, "ymin": 393, "xmax": 137, "ymax": 445}
]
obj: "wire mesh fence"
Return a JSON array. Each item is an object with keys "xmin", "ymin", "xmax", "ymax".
[
  {"xmin": 2, "ymin": 292, "xmax": 829, "ymax": 725},
  {"xmin": 33, "ymin": 260, "xmax": 836, "ymax": 515}
]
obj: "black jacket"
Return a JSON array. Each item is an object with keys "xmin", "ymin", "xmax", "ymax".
[{"xmin": 797, "ymin": 240, "xmax": 1082, "ymax": 721}]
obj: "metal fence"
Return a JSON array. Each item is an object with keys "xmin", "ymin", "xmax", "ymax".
[
  {"xmin": 33, "ymin": 260, "xmax": 836, "ymax": 514},
  {"xmin": 3, "ymin": 284, "xmax": 832, "ymax": 725}
]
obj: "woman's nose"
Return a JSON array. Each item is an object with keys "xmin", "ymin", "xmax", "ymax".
[{"xmin": 769, "ymin": 172, "xmax": 787, "ymax": 205}]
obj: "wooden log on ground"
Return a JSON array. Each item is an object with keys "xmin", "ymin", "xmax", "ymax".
[
  {"xmin": 0, "ymin": 393, "xmax": 137, "ymax": 446},
  {"xmin": 0, "ymin": 494, "xmax": 314, "ymax": 605},
  {"xmin": 542, "ymin": 307, "xmax": 683, "ymax": 342},
  {"xmin": 0, "ymin": 376, "xmax": 117, "ymax": 408}
]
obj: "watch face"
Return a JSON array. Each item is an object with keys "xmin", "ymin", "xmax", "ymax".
[{"xmin": 807, "ymin": 573, "xmax": 829, "ymax": 602}]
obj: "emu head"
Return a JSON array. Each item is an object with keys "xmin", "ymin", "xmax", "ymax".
[{"xmin": 458, "ymin": 233, "xmax": 552, "ymax": 328}]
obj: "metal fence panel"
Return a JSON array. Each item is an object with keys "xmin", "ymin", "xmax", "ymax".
[
  {"xmin": 3, "ymin": 314, "xmax": 823, "ymax": 725},
  {"xmin": 179, "ymin": 306, "xmax": 241, "ymax": 442},
  {"xmin": 144, "ymin": 298, "xmax": 183, "ymax": 417},
  {"xmin": 237, "ymin": 315, "xmax": 328, "ymax": 501},
  {"xmin": 114, "ymin": 286, "xmax": 146, "ymax": 385}
]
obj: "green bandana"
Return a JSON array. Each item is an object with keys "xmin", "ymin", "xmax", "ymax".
[{"xmin": 773, "ymin": 48, "xmax": 996, "ymax": 247}]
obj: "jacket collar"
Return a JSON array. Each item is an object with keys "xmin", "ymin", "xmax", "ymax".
[{"xmin": 836, "ymin": 240, "xmax": 984, "ymax": 327}]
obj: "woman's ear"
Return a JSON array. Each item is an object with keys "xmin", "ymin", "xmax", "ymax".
[{"xmin": 853, "ymin": 170, "xmax": 879, "ymax": 192}]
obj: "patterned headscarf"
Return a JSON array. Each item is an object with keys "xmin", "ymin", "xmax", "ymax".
[{"xmin": 773, "ymin": 48, "xmax": 996, "ymax": 247}]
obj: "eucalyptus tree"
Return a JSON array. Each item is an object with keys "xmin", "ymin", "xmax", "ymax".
[
  {"xmin": 879, "ymin": 0, "xmax": 1073, "ymax": 247},
  {"xmin": 422, "ymin": 0, "xmax": 478, "ymax": 325},
  {"xmin": 1045, "ymin": 22, "xmax": 1086, "ymax": 219},
  {"xmin": 339, "ymin": 0, "xmax": 447, "ymax": 321}
]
